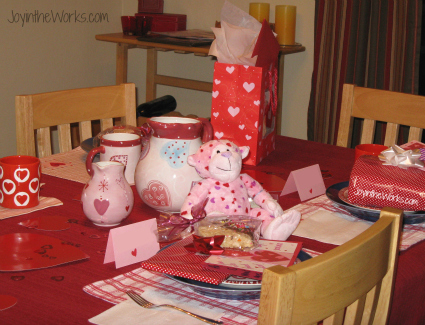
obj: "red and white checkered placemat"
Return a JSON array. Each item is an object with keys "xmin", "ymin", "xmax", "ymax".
[
  {"xmin": 40, "ymin": 147, "xmax": 90, "ymax": 184},
  {"xmin": 291, "ymin": 194, "xmax": 425, "ymax": 251},
  {"xmin": 83, "ymin": 268, "xmax": 260, "ymax": 325}
]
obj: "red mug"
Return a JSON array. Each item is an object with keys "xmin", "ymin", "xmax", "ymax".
[
  {"xmin": 355, "ymin": 144, "xmax": 388, "ymax": 160},
  {"xmin": 0, "ymin": 156, "xmax": 41, "ymax": 209}
]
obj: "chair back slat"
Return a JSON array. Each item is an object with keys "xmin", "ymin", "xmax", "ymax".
[
  {"xmin": 337, "ymin": 84, "xmax": 425, "ymax": 148},
  {"xmin": 100, "ymin": 118, "xmax": 114, "ymax": 131},
  {"xmin": 360, "ymin": 119, "xmax": 375, "ymax": 144},
  {"xmin": 57, "ymin": 124, "xmax": 72, "ymax": 153},
  {"xmin": 79, "ymin": 121, "xmax": 93, "ymax": 143},
  {"xmin": 258, "ymin": 207, "xmax": 402, "ymax": 325},
  {"xmin": 384, "ymin": 123, "xmax": 399, "ymax": 147},
  {"xmin": 36, "ymin": 127, "xmax": 52, "ymax": 158}
]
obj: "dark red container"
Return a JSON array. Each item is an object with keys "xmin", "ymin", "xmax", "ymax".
[
  {"xmin": 138, "ymin": 0, "xmax": 164, "ymax": 13},
  {"xmin": 135, "ymin": 13, "xmax": 187, "ymax": 32}
]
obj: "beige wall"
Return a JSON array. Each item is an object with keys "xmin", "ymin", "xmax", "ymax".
[
  {"xmin": 0, "ymin": 0, "xmax": 121, "ymax": 157},
  {"xmin": 0, "ymin": 0, "xmax": 314, "ymax": 158}
]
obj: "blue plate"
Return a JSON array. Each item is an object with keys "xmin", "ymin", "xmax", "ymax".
[
  {"xmin": 164, "ymin": 250, "xmax": 311, "ymax": 300},
  {"xmin": 326, "ymin": 181, "xmax": 425, "ymax": 224}
]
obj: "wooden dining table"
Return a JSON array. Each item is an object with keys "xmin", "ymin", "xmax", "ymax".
[{"xmin": 1, "ymin": 135, "xmax": 425, "ymax": 324}]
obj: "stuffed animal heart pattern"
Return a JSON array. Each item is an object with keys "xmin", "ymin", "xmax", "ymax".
[{"xmin": 180, "ymin": 140, "xmax": 301, "ymax": 240}]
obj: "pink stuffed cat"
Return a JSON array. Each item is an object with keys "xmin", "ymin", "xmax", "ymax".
[{"xmin": 180, "ymin": 140, "xmax": 300, "ymax": 240}]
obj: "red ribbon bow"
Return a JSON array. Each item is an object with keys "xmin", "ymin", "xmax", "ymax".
[{"xmin": 185, "ymin": 235, "xmax": 225, "ymax": 255}]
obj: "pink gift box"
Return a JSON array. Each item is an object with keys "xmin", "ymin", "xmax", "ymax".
[{"xmin": 348, "ymin": 155, "xmax": 425, "ymax": 211}]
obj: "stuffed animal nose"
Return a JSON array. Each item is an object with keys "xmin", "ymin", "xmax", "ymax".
[{"xmin": 221, "ymin": 151, "xmax": 232, "ymax": 158}]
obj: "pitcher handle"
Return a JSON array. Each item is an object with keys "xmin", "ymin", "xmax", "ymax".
[
  {"xmin": 139, "ymin": 123, "xmax": 152, "ymax": 138},
  {"xmin": 86, "ymin": 146, "xmax": 105, "ymax": 176},
  {"xmin": 196, "ymin": 118, "xmax": 213, "ymax": 143}
]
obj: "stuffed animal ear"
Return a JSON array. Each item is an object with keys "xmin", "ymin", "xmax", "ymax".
[
  {"xmin": 187, "ymin": 154, "xmax": 196, "ymax": 167},
  {"xmin": 239, "ymin": 146, "xmax": 250, "ymax": 159}
]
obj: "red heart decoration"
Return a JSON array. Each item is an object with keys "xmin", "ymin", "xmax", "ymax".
[
  {"xmin": 131, "ymin": 248, "xmax": 137, "ymax": 257},
  {"xmin": 125, "ymin": 205, "xmax": 130, "ymax": 211},
  {"xmin": 50, "ymin": 276, "xmax": 64, "ymax": 281},
  {"xmin": 0, "ymin": 233, "xmax": 89, "ymax": 272},
  {"xmin": 16, "ymin": 194, "xmax": 28, "ymax": 205},
  {"xmin": 0, "ymin": 295, "xmax": 17, "ymax": 311},
  {"xmin": 141, "ymin": 180, "xmax": 171, "ymax": 207},
  {"xmin": 11, "ymin": 276, "xmax": 25, "ymax": 281},
  {"xmin": 4, "ymin": 182, "xmax": 14, "ymax": 193},
  {"xmin": 309, "ymin": 188, "xmax": 313, "ymax": 193},
  {"xmin": 50, "ymin": 162, "xmax": 66, "ymax": 167},
  {"xmin": 16, "ymin": 170, "xmax": 28, "ymax": 181},
  {"xmin": 30, "ymin": 179, "xmax": 39, "ymax": 192},
  {"xmin": 94, "ymin": 199, "xmax": 109, "ymax": 215}
]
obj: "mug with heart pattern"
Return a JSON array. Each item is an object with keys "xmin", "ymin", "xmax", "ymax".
[{"xmin": 0, "ymin": 155, "xmax": 41, "ymax": 209}]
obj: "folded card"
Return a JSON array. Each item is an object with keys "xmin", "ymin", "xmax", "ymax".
[{"xmin": 104, "ymin": 219, "xmax": 160, "ymax": 269}]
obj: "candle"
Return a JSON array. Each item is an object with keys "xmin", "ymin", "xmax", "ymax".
[
  {"xmin": 275, "ymin": 5, "xmax": 296, "ymax": 45},
  {"xmin": 249, "ymin": 3, "xmax": 270, "ymax": 23}
]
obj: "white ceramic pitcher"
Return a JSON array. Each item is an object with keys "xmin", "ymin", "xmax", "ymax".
[{"xmin": 135, "ymin": 116, "xmax": 213, "ymax": 212}]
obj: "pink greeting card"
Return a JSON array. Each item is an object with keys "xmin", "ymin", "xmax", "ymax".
[
  {"xmin": 104, "ymin": 219, "xmax": 160, "ymax": 269},
  {"xmin": 203, "ymin": 240, "xmax": 302, "ymax": 279},
  {"xmin": 280, "ymin": 164, "xmax": 326, "ymax": 201}
]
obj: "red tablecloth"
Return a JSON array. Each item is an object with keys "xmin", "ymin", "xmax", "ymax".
[{"xmin": 1, "ymin": 136, "xmax": 425, "ymax": 324}]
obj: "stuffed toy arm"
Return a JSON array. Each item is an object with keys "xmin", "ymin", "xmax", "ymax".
[
  {"xmin": 180, "ymin": 180, "xmax": 210, "ymax": 219},
  {"xmin": 241, "ymin": 174, "xmax": 283, "ymax": 217}
]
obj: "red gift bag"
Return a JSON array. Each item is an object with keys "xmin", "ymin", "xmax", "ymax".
[{"xmin": 210, "ymin": 21, "xmax": 280, "ymax": 166}]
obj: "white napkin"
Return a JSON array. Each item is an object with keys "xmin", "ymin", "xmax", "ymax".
[
  {"xmin": 292, "ymin": 209, "xmax": 371, "ymax": 246},
  {"xmin": 89, "ymin": 290, "xmax": 224, "ymax": 325}
]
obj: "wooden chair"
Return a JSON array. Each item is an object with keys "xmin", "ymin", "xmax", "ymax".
[
  {"xmin": 336, "ymin": 83, "xmax": 425, "ymax": 148},
  {"xmin": 15, "ymin": 83, "xmax": 137, "ymax": 158},
  {"xmin": 258, "ymin": 207, "xmax": 403, "ymax": 325}
]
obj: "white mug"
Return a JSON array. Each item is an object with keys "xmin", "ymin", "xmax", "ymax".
[{"xmin": 86, "ymin": 133, "xmax": 142, "ymax": 184}]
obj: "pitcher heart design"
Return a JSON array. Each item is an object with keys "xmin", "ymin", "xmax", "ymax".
[
  {"xmin": 94, "ymin": 199, "xmax": 109, "ymax": 216},
  {"xmin": 141, "ymin": 180, "xmax": 171, "ymax": 207}
]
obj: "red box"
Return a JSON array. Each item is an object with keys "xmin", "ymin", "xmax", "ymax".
[
  {"xmin": 135, "ymin": 13, "xmax": 186, "ymax": 32},
  {"xmin": 138, "ymin": 0, "xmax": 164, "ymax": 13},
  {"xmin": 348, "ymin": 155, "xmax": 425, "ymax": 211}
]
